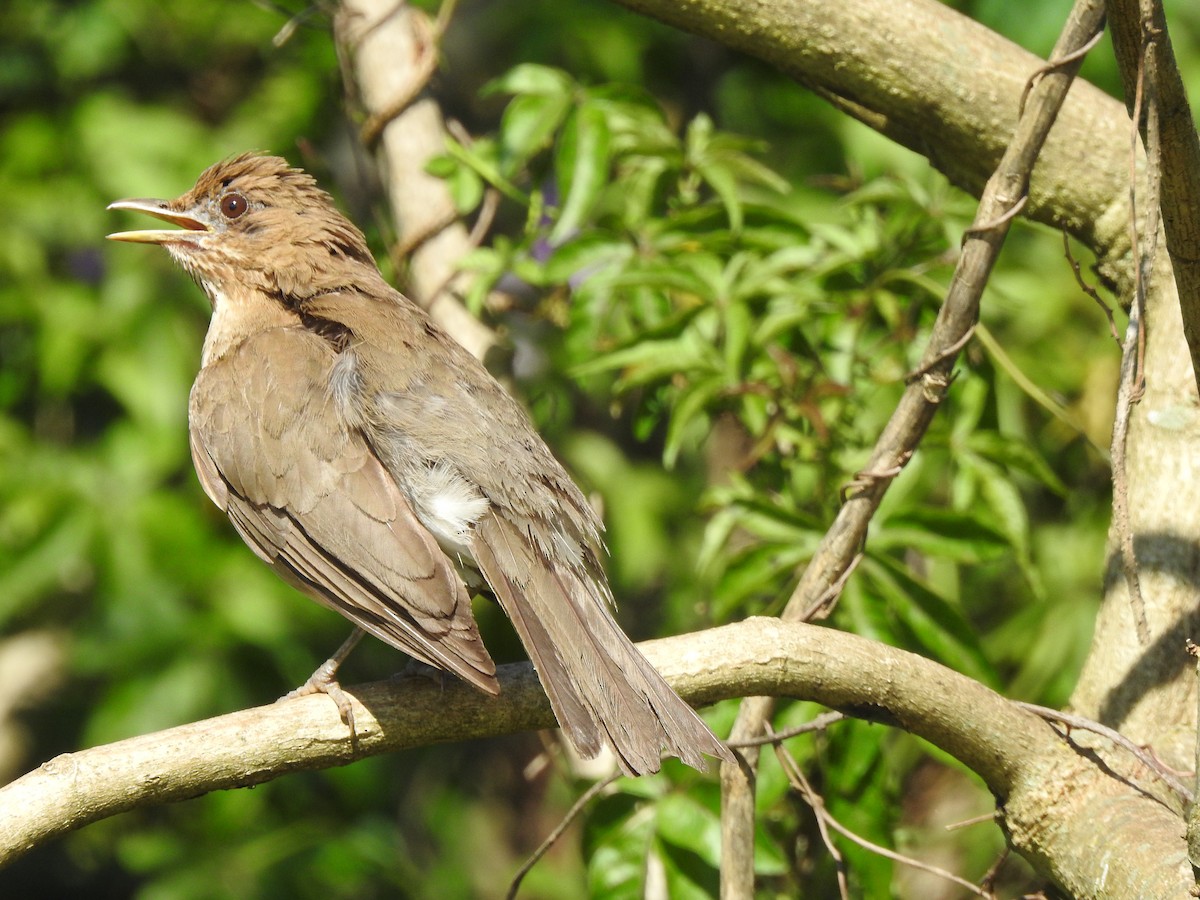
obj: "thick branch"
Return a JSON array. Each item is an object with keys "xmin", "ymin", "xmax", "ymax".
[{"xmin": 0, "ymin": 620, "xmax": 1189, "ymax": 896}]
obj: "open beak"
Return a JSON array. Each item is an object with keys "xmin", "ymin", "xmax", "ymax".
[{"xmin": 106, "ymin": 199, "xmax": 210, "ymax": 244}]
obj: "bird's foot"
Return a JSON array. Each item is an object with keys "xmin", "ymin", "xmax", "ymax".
[{"xmin": 283, "ymin": 629, "xmax": 365, "ymax": 742}]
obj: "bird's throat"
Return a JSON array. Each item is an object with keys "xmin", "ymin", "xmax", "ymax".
[{"xmin": 200, "ymin": 284, "xmax": 301, "ymax": 367}]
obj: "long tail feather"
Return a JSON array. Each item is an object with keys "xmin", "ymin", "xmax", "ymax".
[{"xmin": 472, "ymin": 513, "xmax": 730, "ymax": 775}]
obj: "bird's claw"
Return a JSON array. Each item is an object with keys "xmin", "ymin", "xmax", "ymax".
[
  {"xmin": 285, "ymin": 666, "xmax": 358, "ymax": 741},
  {"xmin": 282, "ymin": 628, "xmax": 366, "ymax": 744}
]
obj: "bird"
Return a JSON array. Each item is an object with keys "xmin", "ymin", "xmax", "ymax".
[{"xmin": 106, "ymin": 152, "xmax": 730, "ymax": 775}]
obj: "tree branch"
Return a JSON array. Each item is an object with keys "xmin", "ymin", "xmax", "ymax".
[{"xmin": 1, "ymin": 619, "xmax": 1189, "ymax": 895}]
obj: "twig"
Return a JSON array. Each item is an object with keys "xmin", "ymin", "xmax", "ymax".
[
  {"xmin": 799, "ymin": 554, "xmax": 862, "ymax": 623},
  {"xmin": 978, "ymin": 847, "xmax": 1010, "ymax": 895},
  {"xmin": 1187, "ymin": 640, "xmax": 1200, "ymax": 868},
  {"xmin": 726, "ymin": 711, "xmax": 846, "ymax": 748},
  {"xmin": 903, "ymin": 327, "xmax": 974, "ymax": 384},
  {"xmin": 336, "ymin": 0, "xmax": 497, "ymax": 360},
  {"xmin": 961, "ymin": 194, "xmax": 1028, "ymax": 237},
  {"xmin": 770, "ymin": 730, "xmax": 849, "ymax": 899},
  {"xmin": 1110, "ymin": 25, "xmax": 1154, "ymax": 646},
  {"xmin": 1014, "ymin": 701, "xmax": 1192, "ymax": 802},
  {"xmin": 505, "ymin": 772, "xmax": 620, "ymax": 900},
  {"xmin": 356, "ymin": 0, "xmax": 459, "ymax": 148},
  {"xmin": 1062, "ymin": 231, "xmax": 1121, "ymax": 345},
  {"xmin": 409, "ymin": 187, "xmax": 502, "ymax": 310},
  {"xmin": 1111, "ymin": 302, "xmax": 1149, "ymax": 643},
  {"xmin": 785, "ymin": 0, "xmax": 1104, "ymax": 625},
  {"xmin": 772, "ymin": 729, "xmax": 994, "ymax": 898},
  {"xmin": 944, "ymin": 811, "xmax": 999, "ymax": 831},
  {"xmin": 1017, "ymin": 29, "xmax": 1106, "ymax": 115},
  {"xmin": 1108, "ymin": 0, "xmax": 1200, "ymax": 394}
]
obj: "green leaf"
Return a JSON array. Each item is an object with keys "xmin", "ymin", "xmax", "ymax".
[
  {"xmin": 441, "ymin": 162, "xmax": 484, "ymax": 215},
  {"xmin": 482, "ymin": 63, "xmax": 574, "ymax": 98},
  {"xmin": 695, "ymin": 158, "xmax": 744, "ymax": 231},
  {"xmin": 860, "ymin": 554, "xmax": 997, "ymax": 686},
  {"xmin": 606, "ymin": 258, "xmax": 714, "ymax": 298},
  {"xmin": 966, "ymin": 452, "xmax": 1045, "ymax": 598},
  {"xmin": 720, "ymin": 288, "xmax": 753, "ymax": 377},
  {"xmin": 499, "ymin": 91, "xmax": 572, "ymax": 173},
  {"xmin": 591, "ymin": 94, "xmax": 678, "ymax": 157},
  {"xmin": 574, "ymin": 331, "xmax": 720, "ymax": 388},
  {"xmin": 722, "ymin": 151, "xmax": 790, "ymax": 194},
  {"xmin": 583, "ymin": 792, "xmax": 654, "ymax": 899},
  {"xmin": 543, "ymin": 233, "xmax": 634, "ymax": 284},
  {"xmin": 615, "ymin": 156, "xmax": 670, "ymax": 226},
  {"xmin": 655, "ymin": 794, "xmax": 721, "ymax": 867},
  {"xmin": 663, "ymin": 374, "xmax": 722, "ymax": 468},
  {"xmin": 442, "ymin": 137, "xmax": 527, "ymax": 204},
  {"xmin": 552, "ymin": 102, "xmax": 611, "ymax": 244},
  {"xmin": 872, "ymin": 508, "xmax": 1010, "ymax": 563},
  {"xmin": 966, "ymin": 430, "xmax": 1068, "ymax": 495}
]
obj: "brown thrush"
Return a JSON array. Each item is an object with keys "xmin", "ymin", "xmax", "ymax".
[{"xmin": 107, "ymin": 153, "xmax": 729, "ymax": 775}]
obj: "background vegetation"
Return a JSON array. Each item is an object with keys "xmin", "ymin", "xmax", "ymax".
[{"xmin": 3, "ymin": 0, "xmax": 1197, "ymax": 896}]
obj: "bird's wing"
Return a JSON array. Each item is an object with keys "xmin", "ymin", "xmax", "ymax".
[
  {"xmin": 298, "ymin": 288, "xmax": 729, "ymax": 773},
  {"xmin": 187, "ymin": 325, "xmax": 497, "ymax": 694},
  {"xmin": 300, "ymin": 289, "xmax": 606, "ymax": 542}
]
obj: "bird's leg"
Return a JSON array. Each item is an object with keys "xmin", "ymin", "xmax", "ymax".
[{"xmin": 284, "ymin": 628, "xmax": 366, "ymax": 739}]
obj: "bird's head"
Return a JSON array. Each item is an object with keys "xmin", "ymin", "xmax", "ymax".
[{"xmin": 107, "ymin": 153, "xmax": 377, "ymax": 302}]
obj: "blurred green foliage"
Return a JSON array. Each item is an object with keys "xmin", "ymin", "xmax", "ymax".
[{"xmin": 1, "ymin": 0, "xmax": 1185, "ymax": 896}]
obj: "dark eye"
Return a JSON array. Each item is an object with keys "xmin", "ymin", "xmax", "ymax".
[{"xmin": 219, "ymin": 192, "xmax": 249, "ymax": 219}]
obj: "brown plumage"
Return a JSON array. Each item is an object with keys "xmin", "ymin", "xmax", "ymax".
[{"xmin": 107, "ymin": 153, "xmax": 730, "ymax": 775}]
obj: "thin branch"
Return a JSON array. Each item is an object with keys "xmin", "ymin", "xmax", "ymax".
[
  {"xmin": 1109, "ymin": 25, "xmax": 1154, "ymax": 645},
  {"xmin": 726, "ymin": 711, "xmax": 846, "ymax": 749},
  {"xmin": 786, "ymin": 0, "xmax": 1104, "ymax": 625},
  {"xmin": 1014, "ymin": 701, "xmax": 1192, "ymax": 802},
  {"xmin": 358, "ymin": 0, "xmax": 458, "ymax": 148},
  {"xmin": 978, "ymin": 847, "xmax": 1011, "ymax": 896},
  {"xmin": 336, "ymin": 0, "xmax": 496, "ymax": 360},
  {"xmin": 944, "ymin": 811, "xmax": 999, "ymax": 832},
  {"xmin": 1187, "ymin": 640, "xmax": 1200, "ymax": 868},
  {"xmin": 1017, "ymin": 29, "xmax": 1106, "ymax": 115},
  {"xmin": 1062, "ymin": 231, "xmax": 1121, "ymax": 345},
  {"xmin": 772, "ymin": 730, "xmax": 994, "ymax": 899},
  {"xmin": 505, "ymin": 772, "xmax": 621, "ymax": 900},
  {"xmin": 1108, "ymin": 0, "xmax": 1200, "ymax": 393},
  {"xmin": 770, "ymin": 730, "xmax": 849, "ymax": 899}
]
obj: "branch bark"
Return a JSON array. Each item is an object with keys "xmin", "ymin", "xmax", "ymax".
[{"xmin": 2, "ymin": 619, "xmax": 1190, "ymax": 896}]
